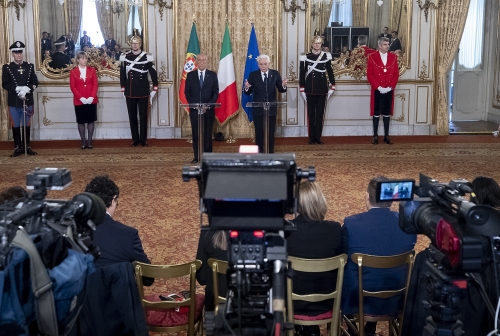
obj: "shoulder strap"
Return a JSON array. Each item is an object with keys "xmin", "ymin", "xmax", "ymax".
[{"xmin": 12, "ymin": 228, "xmax": 59, "ymax": 336}]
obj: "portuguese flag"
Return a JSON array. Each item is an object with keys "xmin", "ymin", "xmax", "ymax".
[
  {"xmin": 179, "ymin": 23, "xmax": 200, "ymax": 112},
  {"xmin": 215, "ymin": 24, "xmax": 239, "ymax": 125}
]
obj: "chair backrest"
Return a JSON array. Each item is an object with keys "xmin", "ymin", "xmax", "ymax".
[
  {"xmin": 352, "ymin": 250, "xmax": 415, "ymax": 336},
  {"xmin": 207, "ymin": 258, "xmax": 228, "ymax": 315},
  {"xmin": 287, "ymin": 254, "xmax": 347, "ymax": 336},
  {"xmin": 134, "ymin": 260, "xmax": 202, "ymax": 336}
]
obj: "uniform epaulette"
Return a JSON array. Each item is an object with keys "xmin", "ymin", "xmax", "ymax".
[
  {"xmin": 119, "ymin": 54, "xmax": 126, "ymax": 62},
  {"xmin": 146, "ymin": 53, "xmax": 154, "ymax": 62},
  {"xmin": 299, "ymin": 54, "xmax": 306, "ymax": 61},
  {"xmin": 325, "ymin": 52, "xmax": 332, "ymax": 61}
]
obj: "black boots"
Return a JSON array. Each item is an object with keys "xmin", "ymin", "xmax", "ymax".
[{"xmin": 10, "ymin": 126, "xmax": 37, "ymax": 157}]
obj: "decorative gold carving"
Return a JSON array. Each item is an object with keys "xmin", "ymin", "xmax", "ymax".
[
  {"xmin": 330, "ymin": 47, "xmax": 408, "ymax": 80},
  {"xmin": 40, "ymin": 48, "xmax": 121, "ymax": 79},
  {"xmin": 418, "ymin": 60, "xmax": 428, "ymax": 80},
  {"xmin": 416, "ymin": 0, "xmax": 440, "ymax": 23},
  {"xmin": 287, "ymin": 61, "xmax": 297, "ymax": 82},
  {"xmin": 111, "ymin": 1, "xmax": 125, "ymax": 19},
  {"xmin": 280, "ymin": 0, "xmax": 308, "ymax": 25},
  {"xmin": 1, "ymin": 0, "xmax": 26, "ymax": 21},
  {"xmin": 42, "ymin": 96, "xmax": 54, "ymax": 126},
  {"xmin": 148, "ymin": 0, "xmax": 173, "ymax": 21},
  {"xmin": 158, "ymin": 61, "xmax": 167, "ymax": 82},
  {"xmin": 395, "ymin": 93, "xmax": 406, "ymax": 122}
]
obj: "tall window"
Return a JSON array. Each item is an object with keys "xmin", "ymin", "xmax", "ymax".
[
  {"xmin": 458, "ymin": 0, "xmax": 485, "ymax": 70},
  {"xmin": 79, "ymin": 0, "xmax": 105, "ymax": 49},
  {"xmin": 329, "ymin": 0, "xmax": 353, "ymax": 26},
  {"xmin": 128, "ymin": 6, "xmax": 141, "ymax": 36}
]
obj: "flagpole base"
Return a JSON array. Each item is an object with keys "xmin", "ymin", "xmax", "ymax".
[{"xmin": 226, "ymin": 136, "xmax": 237, "ymax": 144}]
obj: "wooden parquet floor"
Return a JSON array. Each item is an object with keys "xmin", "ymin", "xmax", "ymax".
[{"xmin": 1, "ymin": 136, "xmax": 499, "ymax": 335}]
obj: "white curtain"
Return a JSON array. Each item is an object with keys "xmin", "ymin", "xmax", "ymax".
[
  {"xmin": 329, "ymin": 0, "xmax": 353, "ymax": 26},
  {"xmin": 458, "ymin": 0, "xmax": 485, "ymax": 69}
]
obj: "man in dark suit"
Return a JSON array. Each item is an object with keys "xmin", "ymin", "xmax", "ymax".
[
  {"xmin": 80, "ymin": 30, "xmax": 91, "ymax": 48},
  {"xmin": 184, "ymin": 53, "xmax": 219, "ymax": 164},
  {"xmin": 379, "ymin": 26, "xmax": 391, "ymax": 41},
  {"xmin": 41, "ymin": 32, "xmax": 51, "ymax": 60},
  {"xmin": 390, "ymin": 31, "xmax": 402, "ymax": 54},
  {"xmin": 66, "ymin": 33, "xmax": 75, "ymax": 58},
  {"xmin": 243, "ymin": 54, "xmax": 287, "ymax": 153},
  {"xmin": 84, "ymin": 175, "xmax": 153, "ymax": 286},
  {"xmin": 341, "ymin": 176, "xmax": 416, "ymax": 336},
  {"xmin": 105, "ymin": 33, "xmax": 116, "ymax": 51},
  {"xmin": 49, "ymin": 37, "xmax": 72, "ymax": 69}
]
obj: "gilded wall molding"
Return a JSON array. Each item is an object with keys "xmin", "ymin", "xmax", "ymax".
[
  {"xmin": 416, "ymin": 0, "xmax": 440, "ymax": 23},
  {"xmin": 394, "ymin": 93, "xmax": 406, "ymax": 122},
  {"xmin": 0, "ymin": 0, "xmax": 25, "ymax": 21},
  {"xmin": 418, "ymin": 60, "xmax": 428, "ymax": 80},
  {"xmin": 148, "ymin": 0, "xmax": 172, "ymax": 21},
  {"xmin": 158, "ymin": 61, "xmax": 167, "ymax": 82},
  {"xmin": 42, "ymin": 96, "xmax": 54, "ymax": 126},
  {"xmin": 280, "ymin": 0, "xmax": 308, "ymax": 25},
  {"xmin": 287, "ymin": 61, "xmax": 297, "ymax": 82}
]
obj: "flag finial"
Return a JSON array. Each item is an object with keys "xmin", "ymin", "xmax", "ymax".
[
  {"xmin": 225, "ymin": 14, "xmax": 228, "ymax": 23},
  {"xmin": 192, "ymin": 14, "xmax": 196, "ymax": 23}
]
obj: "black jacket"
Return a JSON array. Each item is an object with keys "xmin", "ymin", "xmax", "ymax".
[
  {"xmin": 390, "ymin": 38, "xmax": 402, "ymax": 52},
  {"xmin": 287, "ymin": 215, "xmax": 342, "ymax": 316},
  {"xmin": 41, "ymin": 38, "xmax": 52, "ymax": 52},
  {"xmin": 2, "ymin": 62, "xmax": 38, "ymax": 107},
  {"xmin": 299, "ymin": 52, "xmax": 335, "ymax": 95},
  {"xmin": 120, "ymin": 51, "xmax": 159, "ymax": 98},
  {"xmin": 185, "ymin": 69, "xmax": 219, "ymax": 116},
  {"xmin": 49, "ymin": 52, "xmax": 72, "ymax": 69},
  {"xmin": 243, "ymin": 69, "xmax": 287, "ymax": 116},
  {"xmin": 105, "ymin": 39, "xmax": 116, "ymax": 51}
]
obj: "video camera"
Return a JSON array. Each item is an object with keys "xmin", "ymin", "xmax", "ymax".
[
  {"xmin": 0, "ymin": 168, "xmax": 106, "ymax": 336},
  {"xmin": 378, "ymin": 174, "xmax": 500, "ymax": 335},
  {"xmin": 183, "ymin": 153, "xmax": 315, "ymax": 336}
]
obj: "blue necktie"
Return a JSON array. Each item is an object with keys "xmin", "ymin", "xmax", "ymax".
[{"xmin": 199, "ymin": 72, "xmax": 204, "ymax": 88}]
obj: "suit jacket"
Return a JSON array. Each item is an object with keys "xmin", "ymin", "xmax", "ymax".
[
  {"xmin": 287, "ymin": 215, "xmax": 342, "ymax": 316},
  {"xmin": 49, "ymin": 52, "xmax": 72, "ymax": 69},
  {"xmin": 184, "ymin": 69, "xmax": 219, "ymax": 116},
  {"xmin": 105, "ymin": 39, "xmax": 116, "ymax": 51},
  {"xmin": 93, "ymin": 214, "xmax": 153, "ymax": 285},
  {"xmin": 390, "ymin": 38, "xmax": 402, "ymax": 52},
  {"xmin": 2, "ymin": 61, "xmax": 39, "ymax": 107},
  {"xmin": 66, "ymin": 38, "xmax": 75, "ymax": 57},
  {"xmin": 243, "ymin": 69, "xmax": 287, "ymax": 116},
  {"xmin": 341, "ymin": 207, "xmax": 416, "ymax": 316},
  {"xmin": 80, "ymin": 35, "xmax": 91, "ymax": 48},
  {"xmin": 41, "ymin": 38, "xmax": 52, "ymax": 52},
  {"xmin": 70, "ymin": 66, "xmax": 99, "ymax": 106},
  {"xmin": 367, "ymin": 51, "xmax": 399, "ymax": 116}
]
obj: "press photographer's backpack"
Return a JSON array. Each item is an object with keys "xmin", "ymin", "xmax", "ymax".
[{"xmin": 0, "ymin": 227, "xmax": 95, "ymax": 336}]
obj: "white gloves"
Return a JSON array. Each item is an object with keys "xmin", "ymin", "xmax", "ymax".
[
  {"xmin": 300, "ymin": 92, "xmax": 307, "ymax": 102},
  {"xmin": 16, "ymin": 86, "xmax": 31, "ymax": 99},
  {"xmin": 80, "ymin": 97, "xmax": 95, "ymax": 104},
  {"xmin": 80, "ymin": 97, "xmax": 87, "ymax": 104},
  {"xmin": 149, "ymin": 91, "xmax": 156, "ymax": 105},
  {"xmin": 377, "ymin": 86, "xmax": 392, "ymax": 94},
  {"xmin": 327, "ymin": 89, "xmax": 334, "ymax": 100}
]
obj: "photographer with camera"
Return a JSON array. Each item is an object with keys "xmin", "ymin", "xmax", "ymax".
[
  {"xmin": 196, "ymin": 230, "xmax": 228, "ymax": 312},
  {"xmin": 341, "ymin": 176, "xmax": 416, "ymax": 336},
  {"xmin": 287, "ymin": 180, "xmax": 342, "ymax": 336},
  {"xmin": 471, "ymin": 176, "xmax": 500, "ymax": 211}
]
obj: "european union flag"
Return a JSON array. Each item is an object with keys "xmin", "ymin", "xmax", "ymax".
[{"xmin": 241, "ymin": 25, "xmax": 260, "ymax": 123}]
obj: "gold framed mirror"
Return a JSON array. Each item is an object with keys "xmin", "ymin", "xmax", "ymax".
[
  {"xmin": 34, "ymin": 0, "xmax": 148, "ymax": 79},
  {"xmin": 308, "ymin": 0, "xmax": 411, "ymax": 79}
]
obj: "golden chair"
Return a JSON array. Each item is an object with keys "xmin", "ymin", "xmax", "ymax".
[
  {"xmin": 133, "ymin": 260, "xmax": 204, "ymax": 336},
  {"xmin": 287, "ymin": 254, "xmax": 348, "ymax": 336},
  {"xmin": 349, "ymin": 250, "xmax": 415, "ymax": 336},
  {"xmin": 207, "ymin": 258, "xmax": 228, "ymax": 315}
]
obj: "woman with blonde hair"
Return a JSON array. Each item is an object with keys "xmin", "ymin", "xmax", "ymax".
[
  {"xmin": 287, "ymin": 180, "xmax": 342, "ymax": 336},
  {"xmin": 69, "ymin": 51, "xmax": 98, "ymax": 149}
]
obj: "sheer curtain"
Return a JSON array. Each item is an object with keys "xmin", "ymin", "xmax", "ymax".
[
  {"xmin": 80, "ymin": 0, "xmax": 105, "ymax": 48},
  {"xmin": 458, "ymin": 0, "xmax": 484, "ymax": 69},
  {"xmin": 329, "ymin": 0, "xmax": 353, "ymax": 26}
]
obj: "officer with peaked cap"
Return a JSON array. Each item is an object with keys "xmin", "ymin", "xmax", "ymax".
[
  {"xmin": 299, "ymin": 35, "xmax": 336, "ymax": 145},
  {"xmin": 49, "ymin": 37, "xmax": 72, "ymax": 69},
  {"xmin": 2, "ymin": 41, "xmax": 39, "ymax": 157},
  {"xmin": 120, "ymin": 32, "xmax": 158, "ymax": 147}
]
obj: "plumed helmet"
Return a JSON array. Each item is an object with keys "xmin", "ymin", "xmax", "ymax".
[
  {"xmin": 311, "ymin": 35, "xmax": 323, "ymax": 44},
  {"xmin": 130, "ymin": 35, "xmax": 142, "ymax": 45}
]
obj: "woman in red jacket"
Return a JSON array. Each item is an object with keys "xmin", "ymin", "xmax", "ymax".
[{"xmin": 70, "ymin": 51, "xmax": 98, "ymax": 149}]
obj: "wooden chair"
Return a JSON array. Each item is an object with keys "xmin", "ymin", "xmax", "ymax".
[
  {"xmin": 133, "ymin": 260, "xmax": 204, "ymax": 336},
  {"xmin": 349, "ymin": 250, "xmax": 415, "ymax": 336},
  {"xmin": 207, "ymin": 258, "xmax": 228, "ymax": 315},
  {"xmin": 287, "ymin": 254, "xmax": 348, "ymax": 336}
]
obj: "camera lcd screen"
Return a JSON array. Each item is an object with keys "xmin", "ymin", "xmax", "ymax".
[{"xmin": 376, "ymin": 180, "xmax": 415, "ymax": 202}]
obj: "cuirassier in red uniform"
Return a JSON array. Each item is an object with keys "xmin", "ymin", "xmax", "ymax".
[{"xmin": 366, "ymin": 37, "xmax": 399, "ymax": 145}]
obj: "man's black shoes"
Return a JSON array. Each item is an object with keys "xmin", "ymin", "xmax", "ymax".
[
  {"xmin": 372, "ymin": 136, "xmax": 378, "ymax": 145},
  {"xmin": 191, "ymin": 159, "xmax": 199, "ymax": 164},
  {"xmin": 26, "ymin": 147, "xmax": 37, "ymax": 155},
  {"xmin": 10, "ymin": 147, "xmax": 22, "ymax": 157},
  {"xmin": 141, "ymin": 141, "xmax": 148, "ymax": 147},
  {"xmin": 131, "ymin": 140, "xmax": 139, "ymax": 147},
  {"xmin": 384, "ymin": 136, "xmax": 393, "ymax": 145}
]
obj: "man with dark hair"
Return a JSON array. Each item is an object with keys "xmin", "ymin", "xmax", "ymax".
[
  {"xmin": 341, "ymin": 176, "xmax": 416, "ymax": 336},
  {"xmin": 84, "ymin": 175, "xmax": 153, "ymax": 285},
  {"xmin": 390, "ymin": 31, "xmax": 402, "ymax": 54},
  {"xmin": 379, "ymin": 26, "xmax": 390, "ymax": 40},
  {"xmin": 66, "ymin": 33, "xmax": 75, "ymax": 58},
  {"xmin": 2, "ymin": 41, "xmax": 39, "ymax": 157},
  {"xmin": 367, "ymin": 37, "xmax": 399, "ymax": 145},
  {"xmin": 41, "ymin": 32, "xmax": 52, "ymax": 61}
]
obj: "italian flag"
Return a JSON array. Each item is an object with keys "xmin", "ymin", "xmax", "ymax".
[
  {"xmin": 215, "ymin": 24, "xmax": 239, "ymax": 125},
  {"xmin": 179, "ymin": 23, "xmax": 200, "ymax": 113}
]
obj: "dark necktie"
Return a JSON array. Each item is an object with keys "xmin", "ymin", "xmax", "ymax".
[
  {"xmin": 263, "ymin": 73, "xmax": 268, "ymax": 83},
  {"xmin": 199, "ymin": 72, "xmax": 204, "ymax": 88}
]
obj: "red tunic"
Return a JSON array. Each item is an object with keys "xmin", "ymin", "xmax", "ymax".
[
  {"xmin": 69, "ymin": 66, "xmax": 99, "ymax": 106},
  {"xmin": 367, "ymin": 51, "xmax": 399, "ymax": 116}
]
